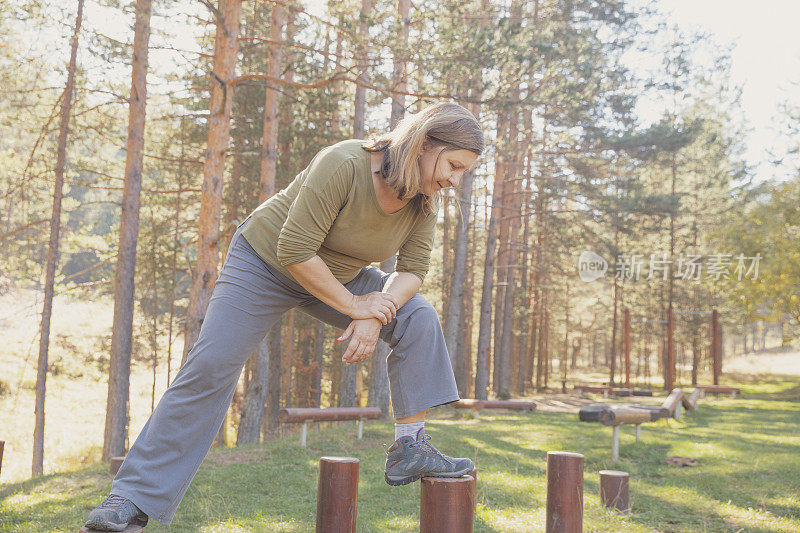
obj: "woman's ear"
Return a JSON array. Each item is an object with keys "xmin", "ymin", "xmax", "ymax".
[{"xmin": 421, "ymin": 136, "xmax": 432, "ymax": 152}]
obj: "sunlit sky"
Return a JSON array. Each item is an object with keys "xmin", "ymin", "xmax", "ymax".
[
  {"xmin": 38, "ymin": 0, "xmax": 800, "ymax": 184},
  {"xmin": 309, "ymin": 0, "xmax": 800, "ymax": 183},
  {"xmin": 626, "ymin": 0, "xmax": 800, "ymax": 182}
]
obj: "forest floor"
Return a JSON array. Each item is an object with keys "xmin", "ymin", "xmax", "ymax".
[
  {"xmin": 1, "ymin": 377, "xmax": 798, "ymax": 531},
  {"xmin": 1, "ymin": 287, "xmax": 799, "ymax": 531}
]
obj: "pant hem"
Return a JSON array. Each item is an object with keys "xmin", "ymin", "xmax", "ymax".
[
  {"xmin": 392, "ymin": 394, "xmax": 460, "ymax": 420},
  {"xmin": 110, "ymin": 488, "xmax": 173, "ymax": 525}
]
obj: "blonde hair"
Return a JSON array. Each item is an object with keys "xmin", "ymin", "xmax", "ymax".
[{"xmin": 362, "ymin": 101, "xmax": 484, "ymax": 215}]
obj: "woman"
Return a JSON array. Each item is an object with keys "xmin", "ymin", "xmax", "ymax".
[{"xmin": 85, "ymin": 101, "xmax": 484, "ymax": 530}]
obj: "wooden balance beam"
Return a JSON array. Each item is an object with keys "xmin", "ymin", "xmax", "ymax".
[
  {"xmin": 279, "ymin": 407, "xmax": 382, "ymax": 446},
  {"xmin": 661, "ymin": 388, "xmax": 685, "ymax": 419},
  {"xmin": 579, "ymin": 404, "xmax": 665, "ymax": 461},
  {"xmin": 682, "ymin": 388, "xmax": 701, "ymax": 411},
  {"xmin": 451, "ymin": 399, "xmax": 536, "ymax": 419},
  {"xmin": 696, "ymin": 385, "xmax": 740, "ymax": 398}
]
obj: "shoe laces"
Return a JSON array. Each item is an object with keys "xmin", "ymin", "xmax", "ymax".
[
  {"xmin": 99, "ymin": 494, "xmax": 129, "ymax": 509},
  {"xmin": 411, "ymin": 433, "xmax": 455, "ymax": 466}
]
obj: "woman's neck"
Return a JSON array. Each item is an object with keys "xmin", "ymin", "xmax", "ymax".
[{"xmin": 371, "ymin": 151, "xmax": 410, "ymax": 214}]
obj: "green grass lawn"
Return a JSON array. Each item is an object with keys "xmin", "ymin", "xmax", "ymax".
[{"xmin": 1, "ymin": 376, "xmax": 798, "ymax": 532}]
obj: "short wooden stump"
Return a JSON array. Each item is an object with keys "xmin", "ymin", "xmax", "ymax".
[
  {"xmin": 109, "ymin": 456, "xmax": 125, "ymax": 475},
  {"xmin": 420, "ymin": 476, "xmax": 475, "ymax": 533},
  {"xmin": 599, "ymin": 469, "xmax": 630, "ymax": 512},
  {"xmin": 316, "ymin": 456, "xmax": 359, "ymax": 533},
  {"xmin": 546, "ymin": 451, "xmax": 584, "ymax": 533}
]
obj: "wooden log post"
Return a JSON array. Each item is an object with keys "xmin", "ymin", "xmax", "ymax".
[
  {"xmin": 546, "ymin": 451, "xmax": 584, "ymax": 532},
  {"xmin": 468, "ymin": 467, "xmax": 477, "ymax": 493},
  {"xmin": 420, "ymin": 476, "xmax": 475, "ymax": 533},
  {"xmin": 109, "ymin": 456, "xmax": 125, "ymax": 475},
  {"xmin": 599, "ymin": 470, "xmax": 630, "ymax": 512},
  {"xmin": 317, "ymin": 457, "xmax": 359, "ymax": 533}
]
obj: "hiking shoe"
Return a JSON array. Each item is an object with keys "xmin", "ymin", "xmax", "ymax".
[
  {"xmin": 384, "ymin": 431, "xmax": 474, "ymax": 486},
  {"xmin": 84, "ymin": 494, "xmax": 148, "ymax": 531}
]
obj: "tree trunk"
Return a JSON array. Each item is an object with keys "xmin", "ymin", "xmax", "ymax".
[
  {"xmin": 283, "ymin": 309, "xmax": 295, "ymax": 406},
  {"xmin": 182, "ymin": 0, "xmax": 242, "ymax": 363},
  {"xmin": 352, "ymin": 0, "xmax": 372, "ymax": 139},
  {"xmin": 368, "ymin": 257, "xmax": 394, "ymax": 417},
  {"xmin": 498, "ymin": 105, "xmax": 522, "ymax": 398},
  {"xmin": 339, "ymin": 359, "xmax": 357, "ymax": 408},
  {"xmin": 445, "ymin": 170, "xmax": 474, "ymax": 385},
  {"xmin": 445, "ymin": 66, "xmax": 485, "ymax": 395},
  {"xmin": 266, "ymin": 319, "xmax": 282, "ymax": 433},
  {"xmin": 313, "ymin": 321, "xmax": 325, "ymax": 408},
  {"xmin": 166, "ymin": 119, "xmax": 186, "ymax": 389},
  {"xmin": 460, "ymin": 198, "xmax": 478, "ymax": 397},
  {"xmin": 33, "ymin": 0, "xmax": 85, "ymax": 477},
  {"xmin": 236, "ymin": 2, "xmax": 286, "ymax": 444},
  {"xmin": 389, "ymin": 0, "xmax": 410, "ymax": 129},
  {"xmin": 516, "ymin": 171, "xmax": 532, "ymax": 395},
  {"xmin": 236, "ymin": 332, "xmax": 270, "ymax": 445},
  {"xmin": 103, "ymin": 0, "xmax": 151, "ymax": 462},
  {"xmin": 475, "ymin": 117, "xmax": 508, "ymax": 399}
]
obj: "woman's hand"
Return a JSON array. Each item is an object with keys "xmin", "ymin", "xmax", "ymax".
[
  {"xmin": 338, "ymin": 318, "xmax": 383, "ymax": 364},
  {"xmin": 349, "ymin": 291, "xmax": 399, "ymax": 325}
]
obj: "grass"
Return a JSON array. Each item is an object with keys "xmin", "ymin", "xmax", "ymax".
[{"xmin": 1, "ymin": 376, "xmax": 799, "ymax": 532}]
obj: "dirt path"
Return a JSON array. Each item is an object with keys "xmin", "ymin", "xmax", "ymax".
[{"xmin": 724, "ymin": 349, "xmax": 800, "ymax": 376}]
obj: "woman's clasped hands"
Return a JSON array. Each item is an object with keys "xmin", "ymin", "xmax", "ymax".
[
  {"xmin": 349, "ymin": 291, "xmax": 399, "ymax": 325},
  {"xmin": 339, "ymin": 291, "xmax": 400, "ymax": 365}
]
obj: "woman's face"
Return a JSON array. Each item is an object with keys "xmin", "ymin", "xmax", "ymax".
[{"xmin": 418, "ymin": 139, "xmax": 479, "ymax": 196}]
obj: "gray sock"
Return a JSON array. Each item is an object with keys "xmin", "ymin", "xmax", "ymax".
[{"xmin": 395, "ymin": 421, "xmax": 424, "ymax": 441}]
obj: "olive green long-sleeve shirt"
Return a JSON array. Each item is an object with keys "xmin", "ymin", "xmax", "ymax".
[{"xmin": 241, "ymin": 139, "xmax": 437, "ymax": 285}]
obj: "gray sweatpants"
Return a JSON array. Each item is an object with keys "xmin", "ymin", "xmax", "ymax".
[{"xmin": 109, "ymin": 219, "xmax": 459, "ymax": 524}]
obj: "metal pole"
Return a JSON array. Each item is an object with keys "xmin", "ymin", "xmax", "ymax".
[
  {"xmin": 301, "ymin": 422, "xmax": 307, "ymax": 447},
  {"xmin": 611, "ymin": 426, "xmax": 619, "ymax": 461}
]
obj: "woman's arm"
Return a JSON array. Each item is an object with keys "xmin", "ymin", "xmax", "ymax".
[
  {"xmin": 381, "ymin": 271, "xmax": 422, "ymax": 308},
  {"xmin": 338, "ymin": 272, "xmax": 421, "ymax": 364},
  {"xmin": 286, "ymin": 255, "xmax": 400, "ymax": 324}
]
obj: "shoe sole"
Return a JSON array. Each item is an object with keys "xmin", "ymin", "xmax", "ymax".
[
  {"xmin": 84, "ymin": 517, "xmax": 148, "ymax": 531},
  {"xmin": 385, "ymin": 465, "xmax": 474, "ymax": 486}
]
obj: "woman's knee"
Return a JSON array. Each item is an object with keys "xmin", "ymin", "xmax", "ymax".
[{"xmin": 401, "ymin": 296, "xmax": 442, "ymax": 335}]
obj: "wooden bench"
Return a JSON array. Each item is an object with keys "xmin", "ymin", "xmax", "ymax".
[
  {"xmin": 696, "ymin": 385, "xmax": 740, "ymax": 398},
  {"xmin": 452, "ymin": 399, "xmax": 537, "ymax": 419},
  {"xmin": 574, "ymin": 385, "xmax": 612, "ymax": 398},
  {"xmin": 611, "ymin": 388, "xmax": 654, "ymax": 397},
  {"xmin": 278, "ymin": 407, "xmax": 382, "ymax": 446}
]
